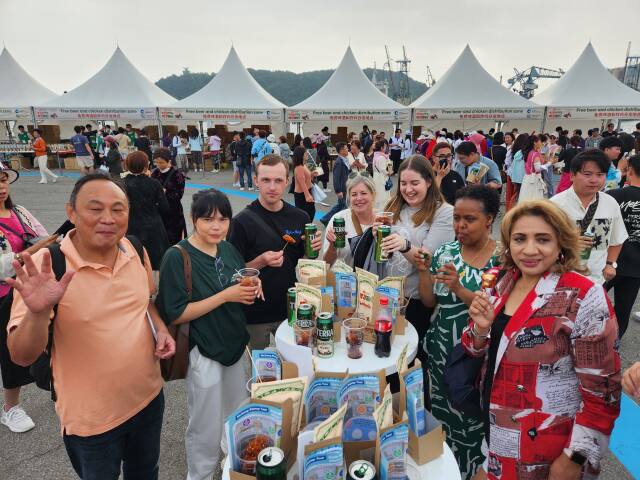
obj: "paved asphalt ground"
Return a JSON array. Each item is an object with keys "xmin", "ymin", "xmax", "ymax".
[{"xmin": 0, "ymin": 167, "xmax": 636, "ymax": 479}]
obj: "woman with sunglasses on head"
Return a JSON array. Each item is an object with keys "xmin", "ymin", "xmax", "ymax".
[
  {"xmin": 156, "ymin": 188, "xmax": 262, "ymax": 480},
  {"xmin": 323, "ymin": 173, "xmax": 377, "ymax": 267},
  {"xmin": 465, "ymin": 201, "xmax": 620, "ymax": 480},
  {"xmin": 377, "ymin": 154, "xmax": 455, "ymax": 369},
  {"xmin": 292, "ymin": 146, "xmax": 316, "ymax": 221},
  {"xmin": 0, "ymin": 168, "xmax": 57, "ymax": 433},
  {"xmin": 416, "ymin": 185, "xmax": 500, "ymax": 479}
]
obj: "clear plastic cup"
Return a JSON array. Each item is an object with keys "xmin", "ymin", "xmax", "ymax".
[
  {"xmin": 294, "ymin": 323, "xmax": 314, "ymax": 348},
  {"xmin": 233, "ymin": 268, "xmax": 260, "ymax": 286},
  {"xmin": 343, "ymin": 317, "xmax": 367, "ymax": 359},
  {"xmin": 375, "ymin": 211, "xmax": 394, "ymax": 225}
]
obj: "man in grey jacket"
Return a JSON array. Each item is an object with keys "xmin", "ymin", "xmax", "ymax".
[{"xmin": 320, "ymin": 142, "xmax": 350, "ymax": 226}]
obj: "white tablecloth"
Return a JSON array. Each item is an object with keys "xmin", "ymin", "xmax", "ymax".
[
  {"xmin": 274, "ymin": 320, "xmax": 419, "ymax": 376},
  {"xmin": 221, "ymin": 441, "xmax": 461, "ymax": 480}
]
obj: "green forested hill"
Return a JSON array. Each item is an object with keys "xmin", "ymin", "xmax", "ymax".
[{"xmin": 156, "ymin": 68, "xmax": 428, "ymax": 105}]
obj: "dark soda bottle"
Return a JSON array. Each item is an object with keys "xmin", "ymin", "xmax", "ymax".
[{"xmin": 374, "ymin": 297, "xmax": 392, "ymax": 358}]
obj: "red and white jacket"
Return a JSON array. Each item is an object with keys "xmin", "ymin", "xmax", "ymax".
[{"xmin": 462, "ymin": 269, "xmax": 621, "ymax": 479}]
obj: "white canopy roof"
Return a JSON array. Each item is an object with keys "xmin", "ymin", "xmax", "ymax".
[
  {"xmin": 0, "ymin": 48, "xmax": 57, "ymax": 119},
  {"xmin": 37, "ymin": 47, "xmax": 174, "ymax": 120},
  {"xmin": 411, "ymin": 45, "xmax": 539, "ymax": 119},
  {"xmin": 535, "ymin": 43, "xmax": 640, "ymax": 107},
  {"xmin": 288, "ymin": 47, "xmax": 408, "ymax": 122},
  {"xmin": 172, "ymin": 47, "xmax": 284, "ymax": 109}
]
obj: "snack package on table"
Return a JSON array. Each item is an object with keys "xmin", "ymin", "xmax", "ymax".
[
  {"xmin": 297, "ymin": 259, "xmax": 326, "ymax": 284},
  {"xmin": 305, "ymin": 376, "xmax": 342, "ymax": 425},
  {"xmin": 320, "ymin": 285, "xmax": 335, "ymax": 311},
  {"xmin": 339, "ymin": 374, "xmax": 381, "ymax": 442},
  {"xmin": 379, "ymin": 422, "xmax": 410, "ymax": 480},
  {"xmin": 376, "ymin": 276, "xmax": 404, "ymax": 299},
  {"xmin": 251, "ymin": 350, "xmax": 282, "ymax": 382},
  {"xmin": 373, "ymin": 385, "xmax": 393, "ymax": 431},
  {"xmin": 355, "ymin": 268, "xmax": 378, "ymax": 322},
  {"xmin": 331, "ymin": 259, "xmax": 354, "ymax": 273},
  {"xmin": 295, "ymin": 283, "xmax": 322, "ymax": 317},
  {"xmin": 403, "ymin": 369, "xmax": 427, "ymax": 436},
  {"xmin": 251, "ymin": 377, "xmax": 308, "ymax": 436},
  {"xmin": 303, "ymin": 442, "xmax": 344, "ymax": 480},
  {"xmin": 334, "ymin": 272, "xmax": 357, "ymax": 310},
  {"xmin": 314, "ymin": 402, "xmax": 348, "ymax": 443},
  {"xmin": 226, "ymin": 403, "xmax": 283, "ymax": 476}
]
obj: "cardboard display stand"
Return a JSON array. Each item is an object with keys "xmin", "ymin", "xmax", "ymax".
[
  {"xmin": 397, "ymin": 360, "xmax": 445, "ymax": 465},
  {"xmin": 342, "ymin": 370, "xmax": 387, "ymax": 467},
  {"xmin": 228, "ymin": 398, "xmax": 295, "ymax": 480}
]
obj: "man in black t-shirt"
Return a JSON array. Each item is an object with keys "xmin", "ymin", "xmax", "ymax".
[
  {"xmin": 430, "ymin": 142, "xmax": 464, "ymax": 204},
  {"xmin": 606, "ymin": 153, "xmax": 640, "ymax": 338},
  {"xmin": 228, "ymin": 154, "xmax": 323, "ymax": 349}
]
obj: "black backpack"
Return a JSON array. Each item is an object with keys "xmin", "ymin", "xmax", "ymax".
[{"xmin": 29, "ymin": 236, "xmax": 144, "ymax": 401}]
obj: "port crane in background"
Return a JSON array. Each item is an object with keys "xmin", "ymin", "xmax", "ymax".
[{"xmin": 507, "ymin": 66, "xmax": 564, "ymax": 98}]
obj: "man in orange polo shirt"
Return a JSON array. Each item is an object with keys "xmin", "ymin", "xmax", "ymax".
[
  {"xmin": 7, "ymin": 174, "xmax": 175, "ymax": 480},
  {"xmin": 32, "ymin": 128, "xmax": 58, "ymax": 184}
]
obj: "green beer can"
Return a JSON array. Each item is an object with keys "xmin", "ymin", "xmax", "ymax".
[
  {"xmin": 374, "ymin": 225, "xmax": 391, "ymax": 263},
  {"xmin": 287, "ymin": 287, "xmax": 297, "ymax": 326},
  {"xmin": 333, "ymin": 217, "xmax": 346, "ymax": 249},
  {"xmin": 305, "ymin": 223, "xmax": 319, "ymax": 259},
  {"xmin": 316, "ymin": 312, "xmax": 334, "ymax": 358},
  {"xmin": 256, "ymin": 447, "xmax": 286, "ymax": 480}
]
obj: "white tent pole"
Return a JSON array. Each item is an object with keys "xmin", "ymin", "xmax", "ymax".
[
  {"xmin": 409, "ymin": 109, "xmax": 415, "ymax": 137},
  {"xmin": 281, "ymin": 109, "xmax": 286, "ymax": 138}
]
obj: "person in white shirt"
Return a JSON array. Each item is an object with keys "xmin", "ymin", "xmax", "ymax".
[
  {"xmin": 389, "ymin": 128, "xmax": 403, "ymax": 173},
  {"xmin": 347, "ymin": 140, "xmax": 366, "ymax": 172},
  {"xmin": 401, "ymin": 131, "xmax": 413, "ymax": 161},
  {"xmin": 550, "ymin": 149, "xmax": 628, "ymax": 284}
]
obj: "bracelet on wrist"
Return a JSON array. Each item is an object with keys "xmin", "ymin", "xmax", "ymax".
[{"xmin": 471, "ymin": 323, "xmax": 490, "ymax": 340}]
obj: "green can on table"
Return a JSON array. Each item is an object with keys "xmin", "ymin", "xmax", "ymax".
[{"xmin": 256, "ymin": 447, "xmax": 286, "ymax": 480}]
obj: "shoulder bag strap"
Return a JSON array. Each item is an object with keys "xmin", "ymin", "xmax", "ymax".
[
  {"xmin": 243, "ymin": 207, "xmax": 286, "ymax": 247},
  {"xmin": 351, "ymin": 210, "xmax": 363, "ymax": 236},
  {"xmin": 125, "ymin": 235, "xmax": 145, "ymax": 265},
  {"xmin": 173, "ymin": 245, "xmax": 192, "ymax": 300}
]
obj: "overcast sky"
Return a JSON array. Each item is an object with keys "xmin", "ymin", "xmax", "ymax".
[{"xmin": 1, "ymin": 0, "xmax": 639, "ymax": 95}]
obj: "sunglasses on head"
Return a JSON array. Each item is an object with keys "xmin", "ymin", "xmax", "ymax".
[{"xmin": 348, "ymin": 170, "xmax": 372, "ymax": 179}]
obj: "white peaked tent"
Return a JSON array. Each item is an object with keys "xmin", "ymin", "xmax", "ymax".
[
  {"xmin": 0, "ymin": 48, "xmax": 57, "ymax": 121},
  {"xmin": 35, "ymin": 47, "xmax": 175, "ymax": 122},
  {"xmin": 288, "ymin": 47, "xmax": 409, "ymax": 125},
  {"xmin": 161, "ymin": 46, "xmax": 285, "ymax": 123},
  {"xmin": 411, "ymin": 45, "xmax": 542, "ymax": 129},
  {"xmin": 535, "ymin": 42, "xmax": 640, "ymax": 122}
]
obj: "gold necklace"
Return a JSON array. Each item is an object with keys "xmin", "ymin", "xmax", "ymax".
[{"xmin": 459, "ymin": 238, "xmax": 493, "ymax": 280}]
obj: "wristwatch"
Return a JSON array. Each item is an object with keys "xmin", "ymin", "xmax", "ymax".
[
  {"xmin": 606, "ymin": 260, "xmax": 617, "ymax": 268},
  {"xmin": 399, "ymin": 239, "xmax": 412, "ymax": 253},
  {"xmin": 564, "ymin": 448, "xmax": 588, "ymax": 466}
]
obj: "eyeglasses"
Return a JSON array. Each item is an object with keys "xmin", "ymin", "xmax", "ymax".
[
  {"xmin": 434, "ymin": 154, "xmax": 452, "ymax": 160},
  {"xmin": 348, "ymin": 170, "xmax": 372, "ymax": 179},
  {"xmin": 214, "ymin": 257, "xmax": 228, "ymax": 289}
]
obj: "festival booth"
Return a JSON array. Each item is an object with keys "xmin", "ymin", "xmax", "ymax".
[
  {"xmin": 34, "ymin": 47, "xmax": 175, "ymax": 149},
  {"xmin": 287, "ymin": 47, "xmax": 410, "ymax": 143},
  {"xmin": 0, "ymin": 47, "xmax": 60, "ymax": 167},
  {"xmin": 160, "ymin": 46, "xmax": 286, "ymax": 168},
  {"xmin": 410, "ymin": 45, "xmax": 543, "ymax": 134},
  {"xmin": 535, "ymin": 43, "xmax": 640, "ymax": 133}
]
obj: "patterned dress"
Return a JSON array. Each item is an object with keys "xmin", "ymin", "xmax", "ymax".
[{"xmin": 425, "ymin": 240, "xmax": 500, "ymax": 479}]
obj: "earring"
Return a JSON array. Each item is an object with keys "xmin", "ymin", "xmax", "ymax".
[{"xmin": 558, "ymin": 251, "xmax": 566, "ymax": 264}]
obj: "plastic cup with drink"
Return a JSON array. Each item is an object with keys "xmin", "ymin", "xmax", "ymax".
[{"xmin": 343, "ymin": 317, "xmax": 367, "ymax": 359}]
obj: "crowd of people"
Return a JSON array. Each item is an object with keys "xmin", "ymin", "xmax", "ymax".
[{"xmin": 2, "ymin": 120, "xmax": 640, "ymax": 480}]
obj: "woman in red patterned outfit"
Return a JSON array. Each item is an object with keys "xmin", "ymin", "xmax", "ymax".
[{"xmin": 465, "ymin": 200, "xmax": 621, "ymax": 480}]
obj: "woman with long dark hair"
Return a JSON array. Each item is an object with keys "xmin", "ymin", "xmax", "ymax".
[
  {"xmin": 0, "ymin": 169, "xmax": 56, "ymax": 433},
  {"xmin": 316, "ymin": 137, "xmax": 331, "ymax": 191},
  {"xmin": 518, "ymin": 134, "xmax": 546, "ymax": 202},
  {"xmin": 151, "ymin": 148, "xmax": 187, "ymax": 245},
  {"xmin": 378, "ymin": 155, "xmax": 454, "ymax": 369},
  {"xmin": 292, "ymin": 146, "xmax": 316, "ymax": 220}
]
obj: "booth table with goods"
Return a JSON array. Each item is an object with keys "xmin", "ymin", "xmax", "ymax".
[{"xmin": 220, "ymin": 229, "xmax": 462, "ymax": 480}]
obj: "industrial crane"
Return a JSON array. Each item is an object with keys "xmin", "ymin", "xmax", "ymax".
[
  {"xmin": 507, "ymin": 66, "xmax": 565, "ymax": 99},
  {"xmin": 383, "ymin": 46, "xmax": 398, "ymax": 100}
]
